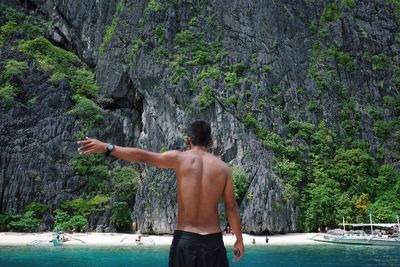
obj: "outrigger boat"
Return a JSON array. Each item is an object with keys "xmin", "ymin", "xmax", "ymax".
[{"xmin": 310, "ymin": 215, "xmax": 400, "ymax": 246}]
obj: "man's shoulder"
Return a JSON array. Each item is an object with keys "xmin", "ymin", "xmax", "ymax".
[
  {"xmin": 207, "ymin": 153, "xmax": 230, "ymax": 171},
  {"xmin": 182, "ymin": 150, "xmax": 226, "ymax": 164}
]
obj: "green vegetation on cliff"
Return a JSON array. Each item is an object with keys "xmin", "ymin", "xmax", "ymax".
[
  {"xmin": 0, "ymin": 202, "xmax": 48, "ymax": 232},
  {"xmin": 232, "ymin": 166, "xmax": 250, "ymax": 203},
  {"xmin": 99, "ymin": 0, "xmax": 125, "ymax": 55},
  {"xmin": 0, "ymin": 59, "xmax": 28, "ymax": 107},
  {"xmin": 0, "ymin": 6, "xmax": 42, "ymax": 106},
  {"xmin": 1, "ymin": 0, "xmax": 400, "ymax": 235},
  {"xmin": 0, "ymin": 5, "xmax": 140, "ymax": 233},
  {"xmin": 265, "ymin": 1, "xmax": 400, "ymax": 231},
  {"xmin": 18, "ymin": 37, "xmax": 103, "ymax": 130},
  {"xmin": 0, "ymin": 5, "xmax": 103, "ymax": 131},
  {"xmin": 136, "ymin": 0, "xmax": 400, "ymax": 232}
]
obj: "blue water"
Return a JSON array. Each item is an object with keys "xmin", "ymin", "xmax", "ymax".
[{"xmin": 0, "ymin": 244, "xmax": 399, "ymax": 267}]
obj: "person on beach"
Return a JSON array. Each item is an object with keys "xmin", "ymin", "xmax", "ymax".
[{"xmin": 77, "ymin": 121, "xmax": 244, "ymax": 266}]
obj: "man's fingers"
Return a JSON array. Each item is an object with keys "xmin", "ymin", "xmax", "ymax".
[
  {"xmin": 232, "ymin": 247, "xmax": 243, "ymax": 262},
  {"xmin": 78, "ymin": 146, "xmax": 94, "ymax": 153},
  {"xmin": 77, "ymin": 140, "xmax": 92, "ymax": 145},
  {"xmin": 81, "ymin": 143, "xmax": 96, "ymax": 150},
  {"xmin": 232, "ymin": 245, "xmax": 244, "ymax": 263},
  {"xmin": 80, "ymin": 148, "xmax": 96, "ymax": 155},
  {"xmin": 232, "ymin": 254, "xmax": 243, "ymax": 262},
  {"xmin": 232, "ymin": 255, "xmax": 241, "ymax": 262},
  {"xmin": 78, "ymin": 144, "xmax": 94, "ymax": 152},
  {"xmin": 76, "ymin": 137, "xmax": 103, "ymax": 155}
]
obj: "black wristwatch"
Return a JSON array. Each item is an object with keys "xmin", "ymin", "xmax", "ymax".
[{"xmin": 105, "ymin": 143, "xmax": 115, "ymax": 156}]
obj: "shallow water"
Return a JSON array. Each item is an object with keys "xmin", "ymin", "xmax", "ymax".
[{"xmin": 0, "ymin": 244, "xmax": 399, "ymax": 266}]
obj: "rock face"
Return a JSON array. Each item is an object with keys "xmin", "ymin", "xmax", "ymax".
[
  {"xmin": 1, "ymin": 0, "xmax": 399, "ymax": 233},
  {"xmin": 0, "ymin": 68, "xmax": 78, "ymax": 214}
]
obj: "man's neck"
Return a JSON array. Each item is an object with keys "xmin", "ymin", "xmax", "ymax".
[{"xmin": 190, "ymin": 145, "xmax": 208, "ymax": 152}]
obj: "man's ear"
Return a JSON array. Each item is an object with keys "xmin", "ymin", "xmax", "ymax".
[{"xmin": 186, "ymin": 137, "xmax": 192, "ymax": 148}]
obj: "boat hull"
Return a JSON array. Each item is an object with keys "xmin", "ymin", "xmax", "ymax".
[{"xmin": 310, "ymin": 234, "xmax": 400, "ymax": 246}]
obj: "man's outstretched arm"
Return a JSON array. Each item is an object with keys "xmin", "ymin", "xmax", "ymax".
[
  {"xmin": 77, "ymin": 137, "xmax": 180, "ymax": 169},
  {"xmin": 223, "ymin": 168, "xmax": 244, "ymax": 262}
]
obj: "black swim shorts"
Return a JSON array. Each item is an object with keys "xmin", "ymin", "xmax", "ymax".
[{"xmin": 169, "ymin": 230, "xmax": 229, "ymax": 267}]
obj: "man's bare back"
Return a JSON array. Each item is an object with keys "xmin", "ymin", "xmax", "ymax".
[
  {"xmin": 77, "ymin": 121, "xmax": 244, "ymax": 264},
  {"xmin": 175, "ymin": 148, "xmax": 228, "ymax": 234}
]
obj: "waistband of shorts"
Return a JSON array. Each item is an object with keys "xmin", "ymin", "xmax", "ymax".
[{"xmin": 173, "ymin": 230, "xmax": 223, "ymax": 243}]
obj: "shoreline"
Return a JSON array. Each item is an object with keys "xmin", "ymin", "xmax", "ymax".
[{"xmin": 0, "ymin": 232, "xmax": 318, "ymax": 247}]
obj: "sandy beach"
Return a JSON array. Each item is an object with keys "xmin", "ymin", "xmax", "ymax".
[{"xmin": 0, "ymin": 232, "xmax": 317, "ymax": 247}]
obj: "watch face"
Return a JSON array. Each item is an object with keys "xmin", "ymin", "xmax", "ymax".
[{"xmin": 107, "ymin": 144, "xmax": 114, "ymax": 151}]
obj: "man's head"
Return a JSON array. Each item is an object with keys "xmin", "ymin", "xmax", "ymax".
[{"xmin": 187, "ymin": 121, "xmax": 212, "ymax": 148}]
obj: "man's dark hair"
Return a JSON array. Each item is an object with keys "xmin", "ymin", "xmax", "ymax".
[{"xmin": 188, "ymin": 121, "xmax": 212, "ymax": 147}]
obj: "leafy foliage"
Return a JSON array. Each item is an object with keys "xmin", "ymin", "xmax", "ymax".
[
  {"xmin": 70, "ymin": 95, "xmax": 103, "ymax": 130},
  {"xmin": 61, "ymin": 195, "xmax": 110, "ymax": 216},
  {"xmin": 70, "ymin": 154, "xmax": 109, "ymax": 193},
  {"xmin": 55, "ymin": 195, "xmax": 110, "ymax": 231},
  {"xmin": 328, "ymin": 47, "xmax": 354, "ymax": 70},
  {"xmin": 274, "ymin": 120, "xmax": 400, "ymax": 230},
  {"xmin": 0, "ymin": 213, "xmax": 12, "ymax": 231},
  {"xmin": 25, "ymin": 202, "xmax": 49, "ymax": 217},
  {"xmin": 343, "ymin": 0, "xmax": 356, "ymax": 9},
  {"xmin": 110, "ymin": 202, "xmax": 132, "ymax": 231},
  {"xmin": 18, "ymin": 36, "xmax": 100, "ymax": 131},
  {"xmin": 111, "ymin": 166, "xmax": 140, "ymax": 202},
  {"xmin": 19, "ymin": 37, "xmax": 79, "ymax": 70},
  {"xmin": 8, "ymin": 211, "xmax": 41, "ymax": 232},
  {"xmin": 197, "ymin": 85, "xmax": 215, "ymax": 109},
  {"xmin": 0, "ymin": 20, "xmax": 17, "ymax": 47},
  {"xmin": 371, "ymin": 53, "xmax": 388, "ymax": 71},
  {"xmin": 225, "ymin": 71, "xmax": 239, "ymax": 88},
  {"xmin": 0, "ymin": 82, "xmax": 18, "ymax": 107},
  {"xmin": 99, "ymin": 0, "xmax": 125, "ymax": 54},
  {"xmin": 109, "ymin": 167, "xmax": 140, "ymax": 231},
  {"xmin": 2, "ymin": 59, "xmax": 28, "ymax": 79},
  {"xmin": 0, "ymin": 201, "xmax": 48, "ymax": 232},
  {"xmin": 54, "ymin": 210, "xmax": 88, "ymax": 232},
  {"xmin": 231, "ymin": 166, "xmax": 250, "ymax": 203},
  {"xmin": 0, "ymin": 59, "xmax": 28, "ymax": 107},
  {"xmin": 244, "ymin": 113, "xmax": 257, "ymax": 128},
  {"xmin": 144, "ymin": 0, "xmax": 162, "ymax": 14},
  {"xmin": 169, "ymin": 14, "xmax": 225, "ymax": 110},
  {"xmin": 320, "ymin": 3, "xmax": 341, "ymax": 25},
  {"xmin": 0, "ymin": 4, "xmax": 44, "ymax": 47},
  {"xmin": 69, "ymin": 69, "xmax": 99, "ymax": 98}
]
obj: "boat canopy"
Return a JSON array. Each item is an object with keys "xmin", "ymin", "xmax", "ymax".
[{"xmin": 345, "ymin": 223, "xmax": 398, "ymax": 228}]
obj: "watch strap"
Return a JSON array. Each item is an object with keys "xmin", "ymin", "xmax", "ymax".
[{"xmin": 105, "ymin": 144, "xmax": 115, "ymax": 156}]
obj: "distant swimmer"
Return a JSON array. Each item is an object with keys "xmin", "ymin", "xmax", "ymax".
[
  {"xmin": 135, "ymin": 232, "xmax": 142, "ymax": 242},
  {"xmin": 78, "ymin": 121, "xmax": 244, "ymax": 266}
]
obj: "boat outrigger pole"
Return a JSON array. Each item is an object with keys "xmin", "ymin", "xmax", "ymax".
[
  {"xmin": 369, "ymin": 210, "xmax": 373, "ymax": 235},
  {"xmin": 397, "ymin": 215, "xmax": 399, "ymax": 236},
  {"xmin": 343, "ymin": 216, "xmax": 345, "ymax": 231}
]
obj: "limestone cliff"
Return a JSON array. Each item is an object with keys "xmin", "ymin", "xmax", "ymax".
[{"xmin": 0, "ymin": 0, "xmax": 399, "ymax": 234}]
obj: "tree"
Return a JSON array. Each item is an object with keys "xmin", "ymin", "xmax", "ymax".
[
  {"xmin": 304, "ymin": 170, "xmax": 342, "ymax": 231},
  {"xmin": 110, "ymin": 202, "xmax": 132, "ymax": 231},
  {"xmin": 231, "ymin": 166, "xmax": 249, "ymax": 203}
]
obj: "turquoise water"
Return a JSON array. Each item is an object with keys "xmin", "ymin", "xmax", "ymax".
[{"xmin": 0, "ymin": 244, "xmax": 399, "ymax": 266}]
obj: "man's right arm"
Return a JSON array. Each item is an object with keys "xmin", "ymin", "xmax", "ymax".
[
  {"xmin": 77, "ymin": 137, "xmax": 180, "ymax": 169},
  {"xmin": 223, "ymin": 168, "xmax": 244, "ymax": 262}
]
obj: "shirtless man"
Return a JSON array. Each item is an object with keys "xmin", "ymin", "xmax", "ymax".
[{"xmin": 77, "ymin": 121, "xmax": 244, "ymax": 266}]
